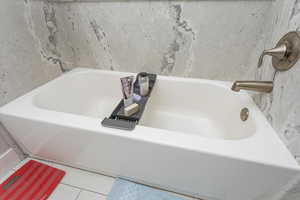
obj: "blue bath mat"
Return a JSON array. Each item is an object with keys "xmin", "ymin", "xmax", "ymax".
[{"xmin": 107, "ymin": 178, "xmax": 186, "ymax": 200}]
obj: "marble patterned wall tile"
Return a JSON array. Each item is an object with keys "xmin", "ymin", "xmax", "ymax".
[
  {"xmin": 0, "ymin": 0, "xmax": 62, "ymax": 106},
  {"xmin": 254, "ymin": 0, "xmax": 300, "ymax": 164},
  {"xmin": 0, "ymin": 0, "xmax": 63, "ymax": 160},
  {"xmin": 251, "ymin": 0, "xmax": 300, "ymax": 199},
  {"xmin": 27, "ymin": 0, "xmax": 273, "ymax": 81}
]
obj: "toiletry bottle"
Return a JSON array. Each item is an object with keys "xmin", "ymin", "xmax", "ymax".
[
  {"xmin": 121, "ymin": 76, "xmax": 134, "ymax": 107},
  {"xmin": 138, "ymin": 72, "xmax": 149, "ymax": 96}
]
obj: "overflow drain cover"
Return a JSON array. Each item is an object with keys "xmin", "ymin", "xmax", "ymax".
[{"xmin": 240, "ymin": 107, "xmax": 249, "ymax": 121}]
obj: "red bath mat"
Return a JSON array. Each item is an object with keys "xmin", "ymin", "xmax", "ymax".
[{"xmin": 0, "ymin": 160, "xmax": 65, "ymax": 200}]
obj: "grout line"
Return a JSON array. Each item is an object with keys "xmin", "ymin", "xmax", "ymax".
[
  {"xmin": 28, "ymin": 157, "xmax": 201, "ymax": 199},
  {"xmin": 74, "ymin": 190, "xmax": 82, "ymax": 200},
  {"xmin": 60, "ymin": 183, "xmax": 107, "ymax": 197},
  {"xmin": 30, "ymin": 156, "xmax": 116, "ymax": 179},
  {"xmin": 87, "ymin": 190, "xmax": 107, "ymax": 197}
]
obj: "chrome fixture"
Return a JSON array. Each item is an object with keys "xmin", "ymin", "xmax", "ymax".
[
  {"xmin": 231, "ymin": 81, "xmax": 273, "ymax": 93},
  {"xmin": 240, "ymin": 107, "xmax": 249, "ymax": 121},
  {"xmin": 258, "ymin": 31, "xmax": 300, "ymax": 71},
  {"xmin": 232, "ymin": 31, "xmax": 300, "ymax": 93}
]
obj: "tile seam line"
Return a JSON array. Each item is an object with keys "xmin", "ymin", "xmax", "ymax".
[{"xmin": 60, "ymin": 182, "xmax": 108, "ymax": 197}]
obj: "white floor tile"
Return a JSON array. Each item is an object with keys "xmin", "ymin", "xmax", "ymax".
[
  {"xmin": 16, "ymin": 158, "xmax": 115, "ymax": 195},
  {"xmin": 77, "ymin": 191, "xmax": 106, "ymax": 200},
  {"xmin": 51, "ymin": 164, "xmax": 114, "ymax": 195},
  {"xmin": 48, "ymin": 184, "xmax": 80, "ymax": 200},
  {"xmin": 12, "ymin": 157, "xmax": 30, "ymax": 170},
  {"xmin": 0, "ymin": 169, "xmax": 15, "ymax": 183}
]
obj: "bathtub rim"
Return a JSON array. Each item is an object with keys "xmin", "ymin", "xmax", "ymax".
[{"xmin": 0, "ymin": 68, "xmax": 299, "ymax": 172}]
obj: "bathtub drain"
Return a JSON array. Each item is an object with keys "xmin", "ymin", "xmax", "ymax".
[{"xmin": 240, "ymin": 107, "xmax": 249, "ymax": 121}]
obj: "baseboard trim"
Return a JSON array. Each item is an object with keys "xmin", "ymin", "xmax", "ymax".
[{"xmin": 0, "ymin": 148, "xmax": 20, "ymax": 178}]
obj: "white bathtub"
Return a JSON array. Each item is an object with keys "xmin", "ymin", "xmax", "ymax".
[{"xmin": 0, "ymin": 68, "xmax": 299, "ymax": 200}]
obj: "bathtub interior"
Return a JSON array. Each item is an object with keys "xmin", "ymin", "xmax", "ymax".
[
  {"xmin": 34, "ymin": 72, "xmax": 123, "ymax": 118},
  {"xmin": 140, "ymin": 78, "xmax": 256, "ymax": 140},
  {"xmin": 34, "ymin": 71, "xmax": 256, "ymax": 140}
]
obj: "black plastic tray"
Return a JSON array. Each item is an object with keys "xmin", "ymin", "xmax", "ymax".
[{"xmin": 101, "ymin": 73, "xmax": 157, "ymax": 130}]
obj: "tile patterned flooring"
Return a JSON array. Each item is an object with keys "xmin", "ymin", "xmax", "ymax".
[{"xmin": 0, "ymin": 158, "xmax": 200, "ymax": 200}]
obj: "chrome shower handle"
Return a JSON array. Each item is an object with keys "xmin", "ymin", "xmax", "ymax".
[
  {"xmin": 257, "ymin": 31, "xmax": 300, "ymax": 71},
  {"xmin": 257, "ymin": 44, "xmax": 288, "ymax": 68}
]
